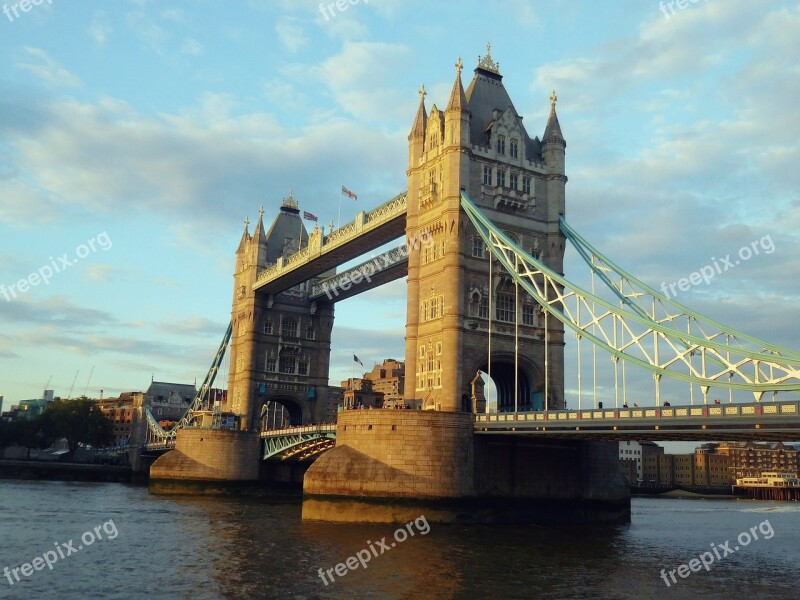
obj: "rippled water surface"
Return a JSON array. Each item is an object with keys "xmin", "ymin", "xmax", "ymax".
[{"xmin": 0, "ymin": 480, "xmax": 798, "ymax": 599}]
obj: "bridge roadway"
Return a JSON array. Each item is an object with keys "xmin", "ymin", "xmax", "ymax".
[
  {"xmin": 259, "ymin": 401, "xmax": 800, "ymax": 459},
  {"xmin": 474, "ymin": 399, "xmax": 800, "ymax": 441},
  {"xmin": 254, "ymin": 191, "xmax": 407, "ymax": 295}
]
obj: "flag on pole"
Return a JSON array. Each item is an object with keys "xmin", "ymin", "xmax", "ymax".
[
  {"xmin": 341, "ymin": 185, "xmax": 358, "ymax": 200},
  {"xmin": 303, "ymin": 211, "xmax": 318, "ymax": 222},
  {"xmin": 353, "ymin": 354, "xmax": 364, "ymax": 366}
]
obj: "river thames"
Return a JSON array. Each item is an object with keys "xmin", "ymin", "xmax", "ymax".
[{"xmin": 0, "ymin": 480, "xmax": 798, "ymax": 599}]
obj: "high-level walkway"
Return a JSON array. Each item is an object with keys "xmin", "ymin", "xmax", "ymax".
[{"xmin": 254, "ymin": 192, "xmax": 407, "ymax": 295}]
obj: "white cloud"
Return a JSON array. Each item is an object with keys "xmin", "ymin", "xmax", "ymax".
[
  {"xmin": 15, "ymin": 48, "xmax": 80, "ymax": 88},
  {"xmin": 180, "ymin": 38, "xmax": 204, "ymax": 55},
  {"xmin": 275, "ymin": 16, "xmax": 308, "ymax": 53},
  {"xmin": 88, "ymin": 11, "xmax": 113, "ymax": 45}
]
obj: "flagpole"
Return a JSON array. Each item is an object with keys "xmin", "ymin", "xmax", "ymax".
[{"xmin": 338, "ymin": 192, "xmax": 342, "ymax": 230}]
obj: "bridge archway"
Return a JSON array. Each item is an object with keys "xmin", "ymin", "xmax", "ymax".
[
  {"xmin": 257, "ymin": 395, "xmax": 307, "ymax": 430},
  {"xmin": 475, "ymin": 354, "xmax": 542, "ymax": 413}
]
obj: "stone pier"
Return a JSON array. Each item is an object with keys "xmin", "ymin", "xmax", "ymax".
[
  {"xmin": 149, "ymin": 428, "xmax": 259, "ymax": 489},
  {"xmin": 303, "ymin": 410, "xmax": 630, "ymax": 524}
]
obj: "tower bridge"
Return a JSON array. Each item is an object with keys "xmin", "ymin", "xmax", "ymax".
[{"xmin": 148, "ymin": 47, "xmax": 800, "ymax": 524}]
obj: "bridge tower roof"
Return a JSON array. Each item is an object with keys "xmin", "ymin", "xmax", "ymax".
[
  {"xmin": 464, "ymin": 43, "xmax": 542, "ymax": 157},
  {"xmin": 263, "ymin": 192, "xmax": 309, "ymax": 265}
]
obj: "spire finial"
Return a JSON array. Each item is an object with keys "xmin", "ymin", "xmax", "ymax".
[
  {"xmin": 282, "ymin": 189, "xmax": 298, "ymax": 210},
  {"xmin": 244, "ymin": 216, "xmax": 250, "ymax": 228},
  {"xmin": 258, "ymin": 205, "xmax": 264, "ymax": 220},
  {"xmin": 419, "ymin": 84, "xmax": 426, "ymax": 100},
  {"xmin": 477, "ymin": 42, "xmax": 500, "ymax": 74},
  {"xmin": 550, "ymin": 89, "xmax": 558, "ymax": 107},
  {"xmin": 455, "ymin": 56, "xmax": 463, "ymax": 76}
]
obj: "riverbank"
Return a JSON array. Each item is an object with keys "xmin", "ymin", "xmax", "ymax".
[{"xmin": 0, "ymin": 459, "xmax": 139, "ymax": 483}]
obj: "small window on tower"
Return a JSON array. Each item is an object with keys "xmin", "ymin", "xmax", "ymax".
[
  {"xmin": 497, "ymin": 135, "xmax": 506, "ymax": 155},
  {"xmin": 472, "ymin": 237, "xmax": 485, "ymax": 259},
  {"xmin": 483, "ymin": 165, "xmax": 492, "ymax": 186},
  {"xmin": 497, "ymin": 170, "xmax": 506, "ymax": 188},
  {"xmin": 510, "ymin": 139, "xmax": 518, "ymax": 159}
]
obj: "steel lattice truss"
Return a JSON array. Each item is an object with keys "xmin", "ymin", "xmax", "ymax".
[
  {"xmin": 262, "ymin": 427, "xmax": 336, "ymax": 460},
  {"xmin": 145, "ymin": 321, "xmax": 232, "ymax": 442},
  {"xmin": 461, "ymin": 191, "xmax": 800, "ymax": 399}
]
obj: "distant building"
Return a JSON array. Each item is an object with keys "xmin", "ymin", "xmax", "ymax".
[
  {"xmin": 5, "ymin": 396, "xmax": 55, "ymax": 421},
  {"xmin": 341, "ymin": 378, "xmax": 383, "ymax": 409},
  {"xmin": 635, "ymin": 441, "xmax": 796, "ymax": 490},
  {"xmin": 619, "ymin": 458, "xmax": 638, "ymax": 485},
  {"xmin": 619, "ymin": 441, "xmax": 643, "ymax": 482},
  {"xmin": 673, "ymin": 454, "xmax": 694, "ymax": 486},
  {"xmin": 619, "ymin": 441, "xmax": 662, "ymax": 483},
  {"xmin": 641, "ymin": 442, "xmax": 664, "ymax": 485},
  {"xmin": 692, "ymin": 444, "xmax": 730, "ymax": 486},
  {"xmin": 97, "ymin": 394, "xmax": 139, "ymax": 444},
  {"xmin": 342, "ymin": 359, "xmax": 407, "ymax": 409},
  {"xmin": 364, "ymin": 359, "xmax": 405, "ymax": 402},
  {"xmin": 658, "ymin": 454, "xmax": 674, "ymax": 486},
  {"xmin": 134, "ymin": 380, "xmax": 198, "ymax": 426},
  {"xmin": 715, "ymin": 441, "xmax": 798, "ymax": 481}
]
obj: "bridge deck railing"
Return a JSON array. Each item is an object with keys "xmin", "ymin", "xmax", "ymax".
[
  {"xmin": 260, "ymin": 424, "xmax": 336, "ymax": 438},
  {"xmin": 475, "ymin": 400, "xmax": 800, "ymax": 426}
]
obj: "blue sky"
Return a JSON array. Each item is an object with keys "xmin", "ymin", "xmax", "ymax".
[{"xmin": 1, "ymin": 0, "xmax": 799, "ymax": 428}]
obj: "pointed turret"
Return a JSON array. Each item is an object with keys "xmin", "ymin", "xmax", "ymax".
[
  {"xmin": 542, "ymin": 90, "xmax": 567, "ymax": 223},
  {"xmin": 445, "ymin": 57, "xmax": 470, "ymax": 149},
  {"xmin": 409, "ymin": 84, "xmax": 428, "ymax": 139},
  {"xmin": 236, "ymin": 217, "xmax": 251, "ymax": 253},
  {"xmin": 251, "ymin": 206, "xmax": 268, "ymax": 268},
  {"xmin": 252, "ymin": 206, "xmax": 267, "ymax": 244},
  {"xmin": 409, "ymin": 84, "xmax": 427, "ymax": 165},
  {"xmin": 446, "ymin": 57, "xmax": 467, "ymax": 113},
  {"xmin": 543, "ymin": 89, "xmax": 565, "ymax": 146}
]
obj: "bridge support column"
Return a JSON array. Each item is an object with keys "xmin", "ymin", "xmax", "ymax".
[
  {"xmin": 303, "ymin": 411, "xmax": 630, "ymax": 524},
  {"xmin": 304, "ymin": 411, "xmax": 474, "ymax": 500},
  {"xmin": 149, "ymin": 428, "xmax": 259, "ymax": 490}
]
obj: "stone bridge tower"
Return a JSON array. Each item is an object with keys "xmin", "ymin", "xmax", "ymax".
[
  {"xmin": 404, "ymin": 47, "xmax": 567, "ymax": 413},
  {"xmin": 227, "ymin": 196, "xmax": 336, "ymax": 430}
]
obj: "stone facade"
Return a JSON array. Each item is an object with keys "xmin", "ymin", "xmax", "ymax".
[
  {"xmin": 227, "ymin": 196, "xmax": 337, "ymax": 430},
  {"xmin": 304, "ymin": 410, "xmax": 630, "ymax": 523},
  {"xmin": 404, "ymin": 49, "xmax": 567, "ymax": 413},
  {"xmin": 150, "ymin": 428, "xmax": 260, "ymax": 482},
  {"xmin": 304, "ymin": 410, "xmax": 474, "ymax": 498}
]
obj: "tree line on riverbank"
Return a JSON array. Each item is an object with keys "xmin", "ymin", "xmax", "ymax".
[{"xmin": 0, "ymin": 398, "xmax": 114, "ymax": 459}]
